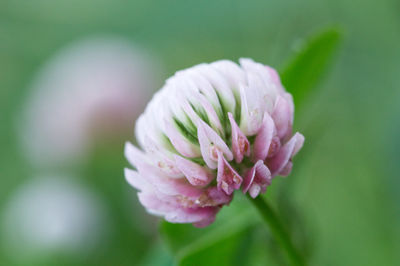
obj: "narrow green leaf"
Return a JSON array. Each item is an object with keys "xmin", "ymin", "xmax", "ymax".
[
  {"xmin": 139, "ymin": 240, "xmax": 174, "ymax": 266},
  {"xmin": 178, "ymin": 223, "xmax": 253, "ymax": 266},
  {"xmin": 280, "ymin": 27, "xmax": 342, "ymax": 108}
]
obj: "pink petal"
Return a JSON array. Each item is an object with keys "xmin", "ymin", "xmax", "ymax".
[
  {"xmin": 228, "ymin": 112, "xmax": 250, "ymax": 163},
  {"xmin": 216, "ymin": 150, "xmax": 242, "ymax": 195},
  {"xmin": 253, "ymin": 113, "xmax": 275, "ymax": 161},
  {"xmin": 176, "ymin": 187, "xmax": 232, "ymax": 209},
  {"xmin": 183, "ymin": 68, "xmax": 221, "ymax": 113},
  {"xmin": 278, "ymin": 133, "xmax": 303, "ymax": 176},
  {"xmin": 125, "ymin": 145, "xmax": 204, "ymax": 199},
  {"xmin": 138, "ymin": 192, "xmax": 210, "ymax": 223},
  {"xmin": 211, "ymin": 60, "xmax": 246, "ymax": 90},
  {"xmin": 239, "ymin": 85, "xmax": 263, "ymax": 136},
  {"xmin": 141, "ymin": 190, "xmax": 219, "ymax": 225},
  {"xmin": 193, "ymin": 212, "xmax": 217, "ymax": 228},
  {"xmin": 197, "ymin": 120, "xmax": 233, "ymax": 169},
  {"xmin": 267, "ymin": 136, "xmax": 281, "ymax": 158},
  {"xmin": 242, "ymin": 160, "xmax": 271, "ymax": 198},
  {"xmin": 267, "ymin": 132, "xmax": 304, "ymax": 177},
  {"xmin": 137, "ymin": 192, "xmax": 174, "ymax": 217},
  {"xmin": 125, "ymin": 141, "xmax": 183, "ymax": 178},
  {"xmin": 198, "ymin": 95, "xmax": 224, "ymax": 135},
  {"xmin": 124, "ymin": 168, "xmax": 150, "ymax": 191},
  {"xmin": 172, "ymin": 186, "xmax": 232, "ymax": 209},
  {"xmin": 271, "ymin": 95, "xmax": 293, "ymax": 140},
  {"xmin": 165, "ymin": 206, "xmax": 218, "ymax": 225},
  {"xmin": 279, "ymin": 161, "xmax": 293, "ymax": 176},
  {"xmin": 240, "ymin": 58, "xmax": 274, "ymax": 88},
  {"xmin": 124, "ymin": 141, "xmax": 148, "ymax": 170},
  {"xmin": 164, "ymin": 118, "xmax": 200, "ymax": 158},
  {"xmin": 126, "ymin": 141, "xmax": 177, "ymax": 181},
  {"xmin": 199, "ymin": 187, "xmax": 233, "ymax": 207},
  {"xmin": 141, "ymin": 136, "xmax": 183, "ymax": 178},
  {"xmin": 173, "ymin": 155, "xmax": 213, "ymax": 186},
  {"xmin": 265, "ymin": 65, "xmax": 282, "ymax": 86},
  {"xmin": 292, "ymin": 133, "xmax": 305, "ymax": 156},
  {"xmin": 137, "ymin": 162, "xmax": 203, "ymax": 198},
  {"xmin": 195, "ymin": 64, "xmax": 236, "ymax": 114}
]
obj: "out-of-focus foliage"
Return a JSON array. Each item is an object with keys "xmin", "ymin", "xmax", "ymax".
[{"xmin": 0, "ymin": 0, "xmax": 399, "ymax": 266}]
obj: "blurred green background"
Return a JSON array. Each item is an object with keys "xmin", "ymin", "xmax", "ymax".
[{"xmin": 1, "ymin": 0, "xmax": 399, "ymax": 265}]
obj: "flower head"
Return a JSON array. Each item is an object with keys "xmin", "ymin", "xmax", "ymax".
[{"xmin": 125, "ymin": 58, "xmax": 304, "ymax": 227}]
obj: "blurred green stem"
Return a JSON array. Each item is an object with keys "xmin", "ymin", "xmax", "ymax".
[{"xmin": 247, "ymin": 195, "xmax": 305, "ymax": 266}]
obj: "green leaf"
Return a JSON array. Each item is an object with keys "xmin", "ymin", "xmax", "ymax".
[
  {"xmin": 177, "ymin": 227, "xmax": 253, "ymax": 266},
  {"xmin": 139, "ymin": 240, "xmax": 174, "ymax": 266},
  {"xmin": 280, "ymin": 27, "xmax": 342, "ymax": 108}
]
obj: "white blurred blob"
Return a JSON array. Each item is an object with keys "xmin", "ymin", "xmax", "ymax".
[
  {"xmin": 1, "ymin": 175, "xmax": 108, "ymax": 262},
  {"xmin": 19, "ymin": 36, "xmax": 161, "ymax": 167}
]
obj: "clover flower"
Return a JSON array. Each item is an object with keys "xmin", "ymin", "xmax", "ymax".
[
  {"xmin": 1, "ymin": 176, "xmax": 107, "ymax": 262},
  {"xmin": 125, "ymin": 58, "xmax": 304, "ymax": 227},
  {"xmin": 19, "ymin": 36, "xmax": 161, "ymax": 167}
]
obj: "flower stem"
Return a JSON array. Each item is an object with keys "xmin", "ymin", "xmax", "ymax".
[{"xmin": 246, "ymin": 194, "xmax": 305, "ymax": 266}]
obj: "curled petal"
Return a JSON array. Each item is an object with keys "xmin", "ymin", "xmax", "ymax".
[
  {"xmin": 242, "ymin": 160, "xmax": 271, "ymax": 198},
  {"xmin": 216, "ymin": 150, "xmax": 242, "ymax": 195},
  {"xmin": 267, "ymin": 132, "xmax": 304, "ymax": 177},
  {"xmin": 268, "ymin": 136, "xmax": 281, "ymax": 158},
  {"xmin": 174, "ymin": 155, "xmax": 213, "ymax": 186},
  {"xmin": 253, "ymin": 112, "xmax": 275, "ymax": 161},
  {"xmin": 279, "ymin": 161, "xmax": 293, "ymax": 176},
  {"xmin": 278, "ymin": 133, "xmax": 303, "ymax": 176},
  {"xmin": 228, "ymin": 112, "xmax": 250, "ymax": 163},
  {"xmin": 197, "ymin": 120, "xmax": 233, "ymax": 169}
]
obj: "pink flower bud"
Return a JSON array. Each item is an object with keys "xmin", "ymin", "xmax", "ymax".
[{"xmin": 125, "ymin": 58, "xmax": 304, "ymax": 227}]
